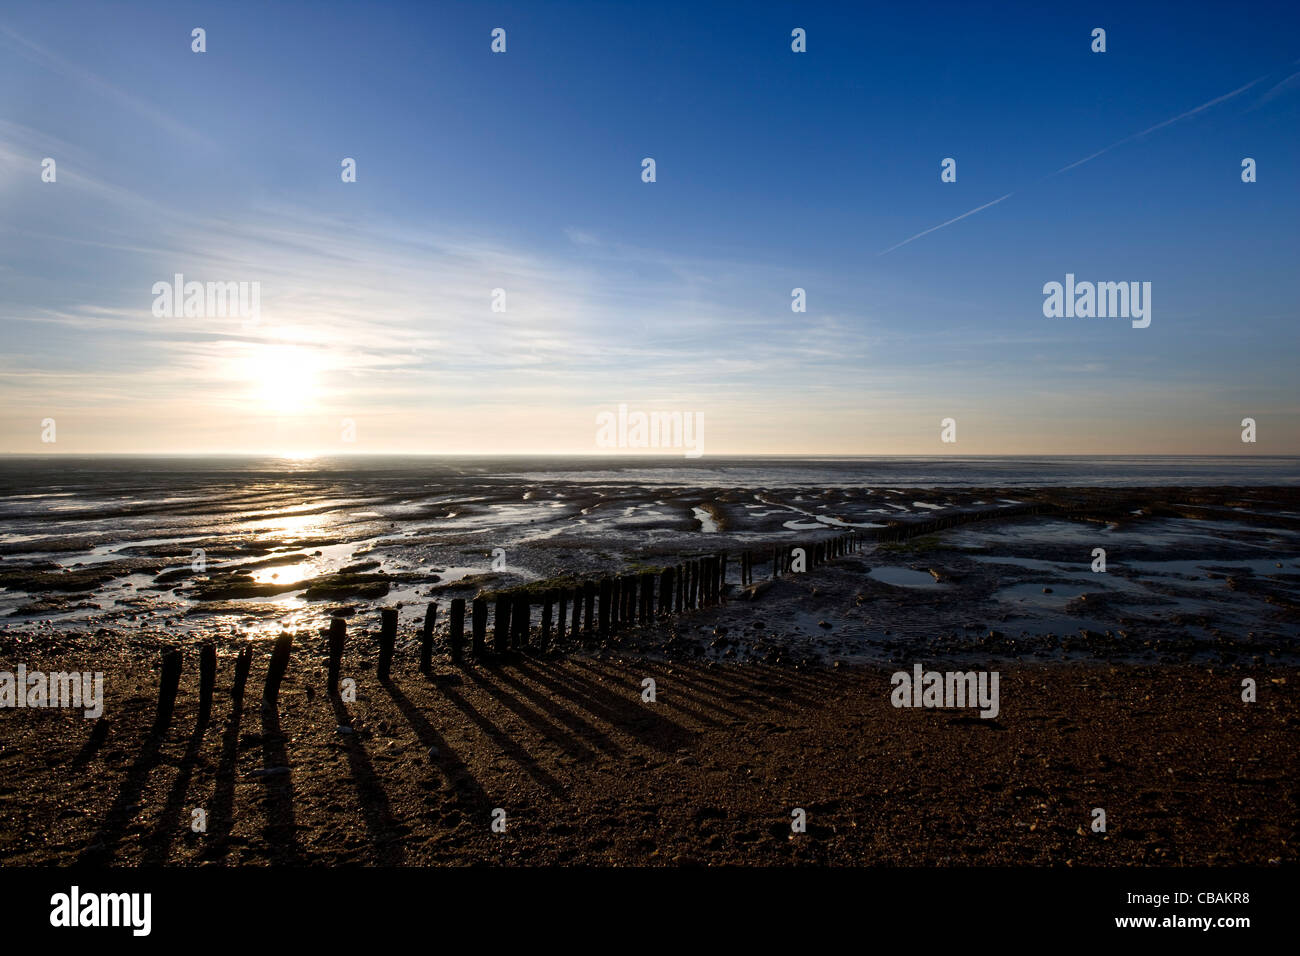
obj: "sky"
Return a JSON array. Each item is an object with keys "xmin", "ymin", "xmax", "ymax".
[{"xmin": 1, "ymin": 0, "xmax": 1298, "ymax": 456}]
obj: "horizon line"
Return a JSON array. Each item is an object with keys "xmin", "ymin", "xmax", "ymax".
[{"xmin": 0, "ymin": 451, "xmax": 1295, "ymax": 460}]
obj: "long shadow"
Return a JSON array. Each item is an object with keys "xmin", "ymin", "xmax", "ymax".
[
  {"xmin": 600, "ymin": 655, "xmax": 817, "ymax": 711},
  {"xmin": 77, "ymin": 703, "xmax": 174, "ymax": 865},
  {"xmin": 382, "ymin": 677, "xmax": 493, "ymax": 814},
  {"xmin": 141, "ymin": 715, "xmax": 210, "ymax": 864},
  {"xmin": 748, "ymin": 663, "xmax": 845, "ymax": 696},
  {"xmin": 579, "ymin": 658, "xmax": 758, "ymax": 722},
  {"xmin": 569, "ymin": 657, "xmax": 749, "ymax": 726},
  {"xmin": 579, "ymin": 660, "xmax": 759, "ymax": 723},
  {"xmin": 329, "ymin": 692, "xmax": 406, "ymax": 864},
  {"xmin": 650, "ymin": 658, "xmax": 828, "ymax": 710},
  {"xmin": 70, "ymin": 718, "xmax": 111, "ymax": 769},
  {"xmin": 460, "ymin": 664, "xmax": 607, "ymax": 761},
  {"xmin": 200, "ymin": 693, "xmax": 246, "ymax": 862},
  {"xmin": 257, "ymin": 700, "xmax": 304, "ymax": 863},
  {"xmin": 435, "ymin": 670, "xmax": 567, "ymax": 797},
  {"xmin": 491, "ymin": 664, "xmax": 628, "ymax": 758},
  {"xmin": 515, "ymin": 658, "xmax": 697, "ymax": 751}
]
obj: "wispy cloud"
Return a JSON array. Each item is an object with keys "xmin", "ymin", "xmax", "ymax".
[{"xmin": 0, "ymin": 23, "xmax": 207, "ymax": 145}]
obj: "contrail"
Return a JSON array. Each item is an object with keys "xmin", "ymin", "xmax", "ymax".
[
  {"xmin": 877, "ymin": 193, "xmax": 1014, "ymax": 256},
  {"xmin": 878, "ymin": 69, "xmax": 1278, "ymax": 255},
  {"xmin": 1055, "ymin": 75, "xmax": 1267, "ymax": 174}
]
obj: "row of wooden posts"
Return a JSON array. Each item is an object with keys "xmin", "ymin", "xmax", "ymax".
[
  {"xmin": 148, "ymin": 501, "xmax": 1084, "ymax": 723},
  {"xmin": 147, "ymin": 530, "xmax": 865, "ymax": 724},
  {"xmin": 150, "ymin": 491, "xmax": 1107, "ymax": 726},
  {"xmin": 371, "ymin": 528, "xmax": 865, "ymax": 671}
]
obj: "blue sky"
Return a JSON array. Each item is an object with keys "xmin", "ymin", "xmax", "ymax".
[{"xmin": 1, "ymin": 0, "xmax": 1297, "ymax": 455}]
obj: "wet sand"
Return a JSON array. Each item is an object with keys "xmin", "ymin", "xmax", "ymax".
[
  {"xmin": 4, "ymin": 483, "xmax": 1299, "ymax": 665},
  {"xmin": 2, "ymin": 470, "xmax": 1297, "ymax": 865},
  {"xmin": 0, "ymin": 631, "xmax": 1294, "ymax": 866}
]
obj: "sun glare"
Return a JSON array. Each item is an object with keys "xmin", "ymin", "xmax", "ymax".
[{"xmin": 245, "ymin": 344, "xmax": 320, "ymax": 416}]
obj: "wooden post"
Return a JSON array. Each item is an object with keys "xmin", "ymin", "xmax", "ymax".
[
  {"xmin": 494, "ymin": 596, "xmax": 511, "ymax": 654},
  {"xmin": 263, "ymin": 632, "xmax": 293, "ymax": 708},
  {"xmin": 611, "ymin": 577, "xmax": 622, "ymax": 631},
  {"xmin": 378, "ymin": 608, "xmax": 397, "ymax": 680},
  {"xmin": 659, "ymin": 566, "xmax": 673, "ymax": 615},
  {"xmin": 578, "ymin": 581, "xmax": 591, "ymax": 637},
  {"xmin": 540, "ymin": 591, "xmax": 554, "ymax": 650},
  {"xmin": 598, "ymin": 578, "xmax": 611, "ymax": 635},
  {"xmin": 512, "ymin": 594, "xmax": 530, "ymax": 648},
  {"xmin": 232, "ymin": 645, "xmax": 252, "ymax": 705},
  {"xmin": 570, "ymin": 587, "xmax": 581, "ymax": 637},
  {"xmin": 420, "ymin": 603, "xmax": 437, "ymax": 673},
  {"xmin": 450, "ymin": 598, "xmax": 466, "ymax": 663},
  {"xmin": 198, "ymin": 643, "xmax": 216, "ymax": 725},
  {"xmin": 472, "ymin": 597, "xmax": 488, "ymax": 657},
  {"xmin": 557, "ymin": 590, "xmax": 568, "ymax": 641},
  {"xmin": 155, "ymin": 648, "xmax": 181, "ymax": 730},
  {"xmin": 720, "ymin": 553, "xmax": 728, "ymax": 599},
  {"xmin": 327, "ymin": 617, "xmax": 346, "ymax": 693},
  {"xmin": 675, "ymin": 564, "xmax": 684, "ymax": 612}
]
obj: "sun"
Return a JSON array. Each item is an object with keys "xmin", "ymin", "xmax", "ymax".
[{"xmin": 245, "ymin": 344, "xmax": 320, "ymax": 416}]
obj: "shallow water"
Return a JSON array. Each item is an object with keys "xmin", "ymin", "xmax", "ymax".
[
  {"xmin": 868, "ymin": 566, "xmax": 948, "ymax": 590},
  {"xmin": 1, "ymin": 456, "xmax": 1297, "ymax": 655}
]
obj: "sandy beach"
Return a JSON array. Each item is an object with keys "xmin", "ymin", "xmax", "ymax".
[
  {"xmin": 0, "ymin": 633, "xmax": 1293, "ymax": 866},
  {"xmin": 2, "ymin": 460, "xmax": 1297, "ymax": 866}
]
